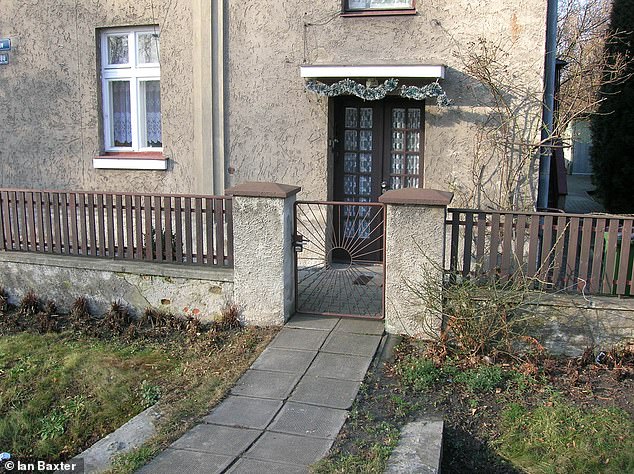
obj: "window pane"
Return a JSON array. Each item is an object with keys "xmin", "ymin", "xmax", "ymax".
[
  {"xmin": 392, "ymin": 108, "xmax": 406, "ymax": 129},
  {"xmin": 348, "ymin": 0, "xmax": 413, "ymax": 10},
  {"xmin": 360, "ymin": 108, "xmax": 373, "ymax": 128},
  {"xmin": 141, "ymin": 80, "xmax": 162, "ymax": 147},
  {"xmin": 110, "ymin": 81, "xmax": 132, "ymax": 147},
  {"xmin": 344, "ymin": 153, "xmax": 358, "ymax": 173},
  {"xmin": 107, "ymin": 35, "xmax": 129, "ymax": 65},
  {"xmin": 359, "ymin": 130, "xmax": 372, "ymax": 151},
  {"xmin": 345, "ymin": 107, "xmax": 358, "ymax": 128},
  {"xmin": 138, "ymin": 33, "xmax": 160, "ymax": 64}
]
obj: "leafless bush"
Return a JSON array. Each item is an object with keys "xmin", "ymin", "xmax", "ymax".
[{"xmin": 19, "ymin": 290, "xmax": 41, "ymax": 318}]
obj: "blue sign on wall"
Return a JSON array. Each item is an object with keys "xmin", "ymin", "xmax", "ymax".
[
  {"xmin": 0, "ymin": 53, "xmax": 8, "ymax": 65},
  {"xmin": 0, "ymin": 39, "xmax": 10, "ymax": 51}
]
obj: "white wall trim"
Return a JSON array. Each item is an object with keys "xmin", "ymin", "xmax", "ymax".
[
  {"xmin": 93, "ymin": 158, "xmax": 168, "ymax": 170},
  {"xmin": 300, "ymin": 65, "xmax": 446, "ymax": 79}
]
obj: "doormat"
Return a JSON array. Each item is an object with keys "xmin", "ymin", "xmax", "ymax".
[{"xmin": 353, "ymin": 275, "xmax": 373, "ymax": 285}]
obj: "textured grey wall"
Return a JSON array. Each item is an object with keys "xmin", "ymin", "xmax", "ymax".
[
  {"xmin": 225, "ymin": 0, "xmax": 548, "ymax": 207},
  {"xmin": 0, "ymin": 0, "xmax": 201, "ymax": 193},
  {"xmin": 0, "ymin": 1, "xmax": 548, "ymax": 208}
]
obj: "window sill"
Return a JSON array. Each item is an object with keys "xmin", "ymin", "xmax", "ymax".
[
  {"xmin": 94, "ymin": 152, "xmax": 168, "ymax": 170},
  {"xmin": 341, "ymin": 9, "xmax": 417, "ymax": 17}
]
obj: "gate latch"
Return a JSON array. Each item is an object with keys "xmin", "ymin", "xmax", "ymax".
[{"xmin": 293, "ymin": 233, "xmax": 309, "ymax": 252}]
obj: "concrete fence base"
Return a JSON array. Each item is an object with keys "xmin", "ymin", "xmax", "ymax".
[{"xmin": 0, "ymin": 252, "xmax": 233, "ymax": 321}]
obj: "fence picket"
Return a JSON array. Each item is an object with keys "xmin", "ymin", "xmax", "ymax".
[
  {"xmin": 25, "ymin": 192, "xmax": 36, "ymax": 252},
  {"xmin": 195, "ymin": 198, "xmax": 204, "ymax": 264},
  {"xmin": 214, "ymin": 198, "xmax": 225, "ymax": 266},
  {"xmin": 0, "ymin": 192, "xmax": 6, "ymax": 251},
  {"xmin": 488, "ymin": 213, "xmax": 500, "ymax": 277},
  {"xmin": 206, "ymin": 198, "xmax": 215, "ymax": 266},
  {"xmin": 553, "ymin": 216, "xmax": 567, "ymax": 286},
  {"xmin": 144, "ymin": 195, "xmax": 153, "ymax": 260},
  {"xmin": 590, "ymin": 218, "xmax": 606, "ymax": 293},
  {"xmin": 116, "ymin": 195, "xmax": 125, "ymax": 259},
  {"xmin": 476, "ymin": 212, "xmax": 486, "ymax": 273},
  {"xmin": 86, "ymin": 194, "xmax": 96, "ymax": 256},
  {"xmin": 163, "ymin": 197, "xmax": 173, "ymax": 262},
  {"xmin": 125, "ymin": 195, "xmax": 133, "ymax": 260},
  {"xmin": 184, "ymin": 198, "xmax": 193, "ymax": 263},
  {"xmin": 175, "ymin": 197, "xmax": 183, "ymax": 263},
  {"xmin": 154, "ymin": 195, "xmax": 163, "ymax": 262},
  {"xmin": 565, "ymin": 217, "xmax": 580, "ymax": 289},
  {"xmin": 225, "ymin": 198, "xmax": 234, "ymax": 267},
  {"xmin": 35, "ymin": 192, "xmax": 45, "ymax": 252},
  {"xmin": 463, "ymin": 212, "xmax": 473, "ymax": 277},
  {"xmin": 60, "ymin": 193, "xmax": 70, "ymax": 255},
  {"xmin": 500, "ymin": 214, "xmax": 513, "ymax": 280},
  {"xmin": 106, "ymin": 194, "xmax": 115, "ymax": 258},
  {"xmin": 134, "ymin": 195, "xmax": 143, "ymax": 260},
  {"xmin": 617, "ymin": 219, "xmax": 633, "ymax": 295},
  {"xmin": 97, "ymin": 194, "xmax": 106, "ymax": 257},
  {"xmin": 42, "ymin": 192, "xmax": 52, "ymax": 253},
  {"xmin": 602, "ymin": 219, "xmax": 619, "ymax": 294},
  {"xmin": 515, "ymin": 214, "xmax": 527, "ymax": 271}
]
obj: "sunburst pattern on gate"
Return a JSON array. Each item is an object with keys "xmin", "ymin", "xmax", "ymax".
[{"xmin": 294, "ymin": 201, "xmax": 385, "ymax": 319}]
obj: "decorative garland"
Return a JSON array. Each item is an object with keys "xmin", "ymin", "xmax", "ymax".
[
  {"xmin": 400, "ymin": 82, "xmax": 451, "ymax": 107},
  {"xmin": 305, "ymin": 78, "xmax": 451, "ymax": 106},
  {"xmin": 305, "ymin": 78, "xmax": 399, "ymax": 101}
]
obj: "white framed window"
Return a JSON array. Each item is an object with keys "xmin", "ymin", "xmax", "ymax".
[{"xmin": 100, "ymin": 27, "xmax": 162, "ymax": 152}]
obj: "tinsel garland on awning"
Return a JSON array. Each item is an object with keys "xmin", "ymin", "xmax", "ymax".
[
  {"xmin": 305, "ymin": 78, "xmax": 399, "ymax": 101},
  {"xmin": 305, "ymin": 78, "xmax": 451, "ymax": 106}
]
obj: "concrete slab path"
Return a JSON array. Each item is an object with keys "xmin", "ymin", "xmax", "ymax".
[{"xmin": 138, "ymin": 314, "xmax": 384, "ymax": 474}]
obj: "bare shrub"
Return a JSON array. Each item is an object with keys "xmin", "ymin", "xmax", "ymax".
[
  {"xmin": 69, "ymin": 297, "xmax": 93, "ymax": 331},
  {"xmin": 36, "ymin": 301, "xmax": 59, "ymax": 333},
  {"xmin": 138, "ymin": 307, "xmax": 201, "ymax": 339},
  {"xmin": 100, "ymin": 301, "xmax": 134, "ymax": 336},
  {"xmin": 216, "ymin": 302, "xmax": 242, "ymax": 331},
  {"xmin": 19, "ymin": 290, "xmax": 41, "ymax": 318},
  {"xmin": 0, "ymin": 287, "xmax": 8, "ymax": 314}
]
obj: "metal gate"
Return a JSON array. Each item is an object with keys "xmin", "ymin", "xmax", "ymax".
[{"xmin": 293, "ymin": 201, "xmax": 385, "ymax": 319}]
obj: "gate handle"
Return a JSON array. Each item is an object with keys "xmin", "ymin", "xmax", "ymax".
[{"xmin": 293, "ymin": 234, "xmax": 310, "ymax": 252}]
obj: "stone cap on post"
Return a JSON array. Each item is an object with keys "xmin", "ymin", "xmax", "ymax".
[
  {"xmin": 226, "ymin": 182, "xmax": 301, "ymax": 199},
  {"xmin": 379, "ymin": 188, "xmax": 453, "ymax": 207}
]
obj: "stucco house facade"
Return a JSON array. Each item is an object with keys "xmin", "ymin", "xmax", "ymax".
[{"xmin": 0, "ymin": 0, "xmax": 551, "ymax": 209}]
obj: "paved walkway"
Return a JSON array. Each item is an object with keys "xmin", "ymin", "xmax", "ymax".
[
  {"xmin": 564, "ymin": 175, "xmax": 605, "ymax": 214},
  {"xmin": 139, "ymin": 314, "xmax": 384, "ymax": 473}
]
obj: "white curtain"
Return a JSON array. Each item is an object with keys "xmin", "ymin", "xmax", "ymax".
[
  {"xmin": 145, "ymin": 81, "xmax": 162, "ymax": 147},
  {"xmin": 112, "ymin": 81, "xmax": 132, "ymax": 146}
]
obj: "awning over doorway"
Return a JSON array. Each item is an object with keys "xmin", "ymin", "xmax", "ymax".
[{"xmin": 299, "ymin": 64, "xmax": 446, "ymax": 79}]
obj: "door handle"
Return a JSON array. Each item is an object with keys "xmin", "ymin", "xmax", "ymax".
[{"xmin": 381, "ymin": 181, "xmax": 389, "ymax": 193}]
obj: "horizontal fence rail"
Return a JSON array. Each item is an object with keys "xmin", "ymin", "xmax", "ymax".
[
  {"xmin": 0, "ymin": 189, "xmax": 233, "ymax": 267},
  {"xmin": 446, "ymin": 209, "xmax": 634, "ymax": 297}
]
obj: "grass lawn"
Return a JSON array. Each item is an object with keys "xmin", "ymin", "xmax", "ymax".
[
  {"xmin": 313, "ymin": 339, "xmax": 634, "ymax": 474},
  {"xmin": 0, "ymin": 325, "xmax": 275, "ymax": 468}
]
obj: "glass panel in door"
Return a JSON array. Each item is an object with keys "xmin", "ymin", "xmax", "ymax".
[{"xmin": 388, "ymin": 106, "xmax": 423, "ymax": 190}]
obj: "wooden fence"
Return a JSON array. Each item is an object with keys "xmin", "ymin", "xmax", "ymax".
[
  {"xmin": 0, "ymin": 189, "xmax": 233, "ymax": 267},
  {"xmin": 446, "ymin": 209, "xmax": 634, "ymax": 296}
]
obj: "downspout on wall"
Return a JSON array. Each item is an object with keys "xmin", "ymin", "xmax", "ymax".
[{"xmin": 537, "ymin": 0, "xmax": 559, "ymax": 209}]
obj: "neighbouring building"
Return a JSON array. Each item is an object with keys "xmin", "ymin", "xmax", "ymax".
[{"xmin": 0, "ymin": 0, "xmax": 552, "ymax": 209}]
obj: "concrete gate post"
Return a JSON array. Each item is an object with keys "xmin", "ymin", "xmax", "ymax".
[
  {"xmin": 226, "ymin": 182, "xmax": 301, "ymax": 326},
  {"xmin": 379, "ymin": 188, "xmax": 453, "ymax": 337}
]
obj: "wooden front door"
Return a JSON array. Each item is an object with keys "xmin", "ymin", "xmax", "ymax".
[{"xmin": 333, "ymin": 97, "xmax": 425, "ymax": 261}]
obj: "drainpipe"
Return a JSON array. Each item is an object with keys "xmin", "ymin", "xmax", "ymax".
[{"xmin": 537, "ymin": 0, "xmax": 558, "ymax": 209}]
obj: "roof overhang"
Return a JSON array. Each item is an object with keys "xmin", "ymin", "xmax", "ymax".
[{"xmin": 300, "ymin": 64, "xmax": 446, "ymax": 79}]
